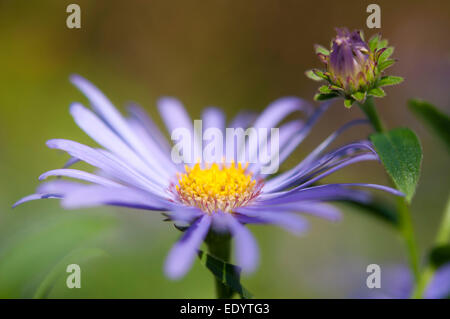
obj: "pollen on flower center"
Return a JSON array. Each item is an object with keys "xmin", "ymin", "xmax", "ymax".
[{"xmin": 171, "ymin": 161, "xmax": 263, "ymax": 214}]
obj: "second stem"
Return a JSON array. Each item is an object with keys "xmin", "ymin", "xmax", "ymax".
[{"xmin": 358, "ymin": 97, "xmax": 421, "ymax": 288}]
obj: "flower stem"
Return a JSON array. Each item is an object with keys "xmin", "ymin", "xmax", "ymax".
[
  {"xmin": 357, "ymin": 96, "xmax": 385, "ymax": 133},
  {"xmin": 435, "ymin": 195, "xmax": 450, "ymax": 244},
  {"xmin": 412, "ymin": 195, "xmax": 450, "ymax": 298},
  {"xmin": 397, "ymin": 198, "xmax": 421, "ymax": 283},
  {"xmin": 358, "ymin": 97, "xmax": 422, "ymax": 295},
  {"xmin": 205, "ymin": 231, "xmax": 234, "ymax": 299}
]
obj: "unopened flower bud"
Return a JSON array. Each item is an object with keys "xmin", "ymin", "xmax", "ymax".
[{"xmin": 306, "ymin": 28, "xmax": 403, "ymax": 108}]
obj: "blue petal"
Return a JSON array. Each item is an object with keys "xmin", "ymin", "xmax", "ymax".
[
  {"xmin": 235, "ymin": 209, "xmax": 309, "ymax": 235},
  {"xmin": 61, "ymin": 184, "xmax": 169, "ymax": 210},
  {"xmin": 70, "ymin": 102, "xmax": 171, "ymax": 182},
  {"xmin": 46, "ymin": 139, "xmax": 166, "ymax": 197},
  {"xmin": 127, "ymin": 103, "xmax": 172, "ymax": 153},
  {"xmin": 39, "ymin": 168, "xmax": 122, "ymax": 187},
  {"xmin": 224, "ymin": 214, "xmax": 259, "ymax": 274},
  {"xmin": 70, "ymin": 75, "xmax": 168, "ymax": 178},
  {"xmin": 164, "ymin": 215, "xmax": 212, "ymax": 280}
]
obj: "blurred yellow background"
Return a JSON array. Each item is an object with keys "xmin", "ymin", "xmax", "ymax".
[{"xmin": 0, "ymin": 0, "xmax": 449, "ymax": 298}]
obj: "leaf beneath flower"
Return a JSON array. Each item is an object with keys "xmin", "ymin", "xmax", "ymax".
[{"xmin": 197, "ymin": 250, "xmax": 253, "ymax": 299}]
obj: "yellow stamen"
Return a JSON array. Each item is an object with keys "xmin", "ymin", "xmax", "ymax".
[{"xmin": 171, "ymin": 161, "xmax": 262, "ymax": 214}]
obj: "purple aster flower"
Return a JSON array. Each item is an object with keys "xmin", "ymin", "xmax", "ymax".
[{"xmin": 14, "ymin": 75, "xmax": 403, "ymax": 279}]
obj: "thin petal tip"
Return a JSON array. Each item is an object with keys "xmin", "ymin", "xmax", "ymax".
[
  {"xmin": 69, "ymin": 102, "xmax": 84, "ymax": 113},
  {"xmin": 163, "ymin": 262, "xmax": 187, "ymax": 281},
  {"xmin": 69, "ymin": 73, "xmax": 85, "ymax": 85}
]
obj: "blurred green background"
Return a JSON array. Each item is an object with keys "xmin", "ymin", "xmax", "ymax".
[{"xmin": 1, "ymin": 0, "xmax": 449, "ymax": 298}]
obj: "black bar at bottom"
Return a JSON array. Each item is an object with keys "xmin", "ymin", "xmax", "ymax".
[{"xmin": 0, "ymin": 299, "xmax": 447, "ymax": 317}]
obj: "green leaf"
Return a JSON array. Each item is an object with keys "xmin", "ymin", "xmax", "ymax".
[
  {"xmin": 370, "ymin": 128, "xmax": 423, "ymax": 202},
  {"xmin": 378, "ymin": 47, "xmax": 394, "ymax": 63},
  {"xmin": 429, "ymin": 244, "xmax": 450, "ymax": 268},
  {"xmin": 198, "ymin": 250, "xmax": 253, "ymax": 299},
  {"xmin": 378, "ymin": 59, "xmax": 395, "ymax": 72},
  {"xmin": 314, "ymin": 92, "xmax": 339, "ymax": 101},
  {"xmin": 408, "ymin": 99, "xmax": 450, "ymax": 152},
  {"xmin": 319, "ymin": 85, "xmax": 332, "ymax": 94},
  {"xmin": 368, "ymin": 87, "xmax": 386, "ymax": 97},
  {"xmin": 351, "ymin": 91, "xmax": 366, "ymax": 102},
  {"xmin": 314, "ymin": 44, "xmax": 330, "ymax": 56},
  {"xmin": 344, "ymin": 100, "xmax": 353, "ymax": 108},
  {"xmin": 329, "ymin": 84, "xmax": 344, "ymax": 92},
  {"xmin": 368, "ymin": 34, "xmax": 380, "ymax": 52},
  {"xmin": 305, "ymin": 70, "xmax": 323, "ymax": 81},
  {"xmin": 378, "ymin": 76, "xmax": 404, "ymax": 87},
  {"xmin": 313, "ymin": 69, "xmax": 328, "ymax": 80},
  {"xmin": 344, "ymin": 98, "xmax": 354, "ymax": 108},
  {"xmin": 306, "ymin": 69, "xmax": 328, "ymax": 82},
  {"xmin": 377, "ymin": 38, "xmax": 388, "ymax": 50}
]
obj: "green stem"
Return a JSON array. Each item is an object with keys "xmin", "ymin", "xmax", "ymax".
[
  {"xmin": 412, "ymin": 195, "xmax": 450, "ymax": 298},
  {"xmin": 397, "ymin": 198, "xmax": 421, "ymax": 283},
  {"xmin": 412, "ymin": 265, "xmax": 434, "ymax": 299},
  {"xmin": 205, "ymin": 231, "xmax": 234, "ymax": 299},
  {"xmin": 435, "ymin": 195, "xmax": 450, "ymax": 244},
  {"xmin": 358, "ymin": 97, "xmax": 422, "ymax": 295},
  {"xmin": 357, "ymin": 96, "xmax": 386, "ymax": 133}
]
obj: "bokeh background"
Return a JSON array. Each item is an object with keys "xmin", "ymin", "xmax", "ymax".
[{"xmin": 1, "ymin": 0, "xmax": 449, "ymax": 298}]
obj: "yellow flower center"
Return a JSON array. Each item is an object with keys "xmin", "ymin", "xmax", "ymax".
[{"xmin": 172, "ymin": 161, "xmax": 263, "ymax": 214}]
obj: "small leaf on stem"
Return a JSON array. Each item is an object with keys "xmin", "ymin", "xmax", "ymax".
[
  {"xmin": 370, "ymin": 128, "xmax": 423, "ymax": 202},
  {"xmin": 198, "ymin": 250, "xmax": 253, "ymax": 299}
]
